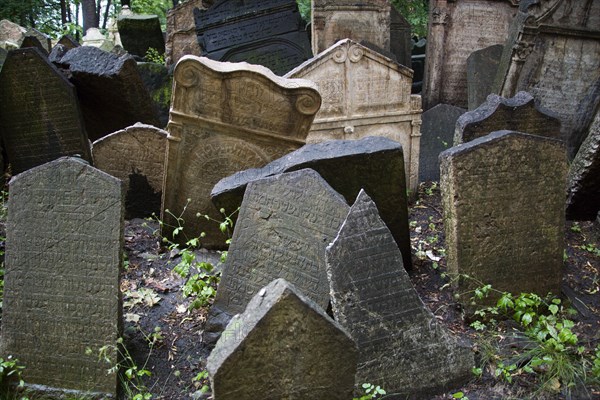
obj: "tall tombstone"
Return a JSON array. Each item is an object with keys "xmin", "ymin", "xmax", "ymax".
[
  {"xmin": 493, "ymin": 1, "xmax": 600, "ymax": 159},
  {"xmin": 211, "ymin": 136, "xmax": 412, "ymax": 268},
  {"xmin": 93, "ymin": 123, "xmax": 167, "ymax": 219},
  {"xmin": 285, "ymin": 39, "xmax": 422, "ymax": 195},
  {"xmin": 204, "ymin": 169, "xmax": 349, "ymax": 344},
  {"xmin": 423, "ymin": 0, "xmax": 519, "ymax": 110},
  {"xmin": 1, "ymin": 157, "xmax": 123, "ymax": 398},
  {"xmin": 327, "ymin": 190, "xmax": 473, "ymax": 396},
  {"xmin": 0, "ymin": 48, "xmax": 92, "ymax": 174},
  {"xmin": 467, "ymin": 44, "xmax": 503, "ymax": 110},
  {"xmin": 440, "ymin": 131, "xmax": 567, "ymax": 303},
  {"xmin": 118, "ymin": 13, "xmax": 165, "ymax": 58},
  {"xmin": 207, "ymin": 278, "xmax": 357, "ymax": 400},
  {"xmin": 166, "ymin": 0, "xmax": 212, "ymax": 67},
  {"xmin": 454, "ymin": 91, "xmax": 563, "ymax": 145},
  {"xmin": 390, "ymin": 7, "xmax": 412, "ymax": 67},
  {"xmin": 419, "ymin": 103, "xmax": 465, "ymax": 182},
  {"xmin": 163, "ymin": 55, "xmax": 321, "ymax": 248},
  {"xmin": 194, "ymin": 0, "xmax": 312, "ymax": 75}
]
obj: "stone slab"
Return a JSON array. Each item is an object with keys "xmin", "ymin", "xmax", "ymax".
[
  {"xmin": 0, "ymin": 19, "xmax": 26, "ymax": 46},
  {"xmin": 57, "ymin": 35, "xmax": 80, "ymax": 50},
  {"xmin": 25, "ymin": 28, "xmax": 51, "ymax": 52},
  {"xmin": 207, "ymin": 278, "xmax": 357, "ymax": 400},
  {"xmin": 211, "ymin": 136, "xmax": 412, "ymax": 268},
  {"xmin": 118, "ymin": 13, "xmax": 165, "ymax": 57},
  {"xmin": 165, "ymin": 0, "xmax": 209, "ymax": 66},
  {"xmin": 82, "ymin": 28, "xmax": 115, "ymax": 52},
  {"xmin": 0, "ymin": 48, "xmax": 92, "ymax": 174},
  {"xmin": 1, "ymin": 157, "xmax": 123, "ymax": 398},
  {"xmin": 20, "ymin": 35, "xmax": 49, "ymax": 55},
  {"xmin": 467, "ymin": 44, "xmax": 503, "ymax": 110},
  {"xmin": 390, "ymin": 7, "xmax": 412, "ymax": 68}
]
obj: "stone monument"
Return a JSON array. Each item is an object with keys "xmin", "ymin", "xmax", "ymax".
[
  {"xmin": 467, "ymin": 44, "xmax": 503, "ymax": 110},
  {"xmin": 166, "ymin": 0, "xmax": 211, "ymax": 66},
  {"xmin": 118, "ymin": 13, "xmax": 165, "ymax": 58}
]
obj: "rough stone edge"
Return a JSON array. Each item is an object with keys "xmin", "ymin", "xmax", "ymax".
[{"xmin": 92, "ymin": 122, "xmax": 168, "ymax": 148}]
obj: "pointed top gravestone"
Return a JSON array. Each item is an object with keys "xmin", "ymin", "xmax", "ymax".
[{"xmin": 57, "ymin": 35, "xmax": 80, "ymax": 50}]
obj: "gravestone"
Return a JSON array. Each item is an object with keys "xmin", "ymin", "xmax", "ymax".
[
  {"xmin": 493, "ymin": 1, "xmax": 600, "ymax": 159},
  {"xmin": 82, "ymin": 28, "xmax": 114, "ymax": 52},
  {"xmin": 390, "ymin": 7, "xmax": 412, "ymax": 67},
  {"xmin": 423, "ymin": 0, "xmax": 519, "ymax": 110},
  {"xmin": 411, "ymin": 37, "xmax": 426, "ymax": 93},
  {"xmin": 419, "ymin": 103, "xmax": 465, "ymax": 182},
  {"xmin": 212, "ymin": 136, "xmax": 412, "ymax": 268},
  {"xmin": 57, "ymin": 35, "xmax": 80, "ymax": 50},
  {"xmin": 20, "ymin": 35, "xmax": 48, "ymax": 55},
  {"xmin": 0, "ymin": 48, "xmax": 92, "ymax": 174},
  {"xmin": 207, "ymin": 278, "xmax": 357, "ymax": 400},
  {"xmin": 92, "ymin": 123, "xmax": 167, "ymax": 219},
  {"xmin": 118, "ymin": 13, "xmax": 165, "ymax": 58},
  {"xmin": 163, "ymin": 55, "xmax": 320, "ymax": 248},
  {"xmin": 165, "ymin": 0, "xmax": 211, "ymax": 66},
  {"xmin": 467, "ymin": 44, "xmax": 503, "ymax": 110},
  {"xmin": 25, "ymin": 28, "xmax": 51, "ymax": 52},
  {"xmin": 137, "ymin": 61, "xmax": 172, "ymax": 127},
  {"xmin": 440, "ymin": 131, "xmax": 567, "ymax": 303},
  {"xmin": 194, "ymin": 0, "xmax": 312, "ymax": 75},
  {"xmin": 0, "ymin": 19, "xmax": 26, "ymax": 46},
  {"xmin": 327, "ymin": 190, "xmax": 473, "ymax": 396},
  {"xmin": 0, "ymin": 47, "xmax": 6, "ymax": 69},
  {"xmin": 204, "ymin": 169, "xmax": 349, "ymax": 344},
  {"xmin": 285, "ymin": 39, "xmax": 422, "ymax": 195},
  {"xmin": 52, "ymin": 45, "xmax": 160, "ymax": 141},
  {"xmin": 566, "ymin": 107, "xmax": 600, "ymax": 221},
  {"xmin": 1, "ymin": 157, "xmax": 123, "ymax": 398},
  {"xmin": 454, "ymin": 91, "xmax": 563, "ymax": 145}
]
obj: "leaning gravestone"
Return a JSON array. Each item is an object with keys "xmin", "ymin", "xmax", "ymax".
[
  {"xmin": 467, "ymin": 44, "xmax": 503, "ymax": 111},
  {"xmin": 118, "ymin": 13, "xmax": 165, "ymax": 58},
  {"xmin": 440, "ymin": 131, "xmax": 567, "ymax": 303},
  {"xmin": 0, "ymin": 48, "xmax": 92, "ymax": 174},
  {"xmin": 0, "ymin": 19, "xmax": 26, "ymax": 47},
  {"xmin": 163, "ymin": 55, "xmax": 320, "ymax": 248},
  {"xmin": 419, "ymin": 103, "xmax": 465, "ymax": 182},
  {"xmin": 82, "ymin": 27, "xmax": 115, "ymax": 52},
  {"xmin": 92, "ymin": 123, "xmax": 167, "ymax": 219},
  {"xmin": 207, "ymin": 278, "xmax": 357, "ymax": 400},
  {"xmin": 327, "ymin": 190, "xmax": 473, "ymax": 396},
  {"xmin": 285, "ymin": 39, "xmax": 422, "ymax": 195},
  {"xmin": 212, "ymin": 136, "xmax": 412, "ymax": 268},
  {"xmin": 194, "ymin": 0, "xmax": 312, "ymax": 75},
  {"xmin": 1, "ymin": 157, "xmax": 123, "ymax": 398},
  {"xmin": 204, "ymin": 169, "xmax": 349, "ymax": 344},
  {"xmin": 454, "ymin": 91, "xmax": 563, "ymax": 145}
]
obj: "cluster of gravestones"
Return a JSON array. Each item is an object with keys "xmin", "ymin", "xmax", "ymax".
[{"xmin": 0, "ymin": 0, "xmax": 598, "ymax": 398}]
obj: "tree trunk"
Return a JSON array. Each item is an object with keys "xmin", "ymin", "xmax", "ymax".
[
  {"xmin": 60, "ymin": 0, "xmax": 68, "ymax": 26},
  {"xmin": 81, "ymin": 0, "xmax": 98, "ymax": 34},
  {"xmin": 102, "ymin": 0, "xmax": 112, "ymax": 29}
]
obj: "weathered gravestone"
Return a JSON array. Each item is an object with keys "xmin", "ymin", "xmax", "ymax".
[
  {"xmin": 454, "ymin": 91, "xmax": 563, "ymax": 145},
  {"xmin": 285, "ymin": 39, "xmax": 422, "ymax": 194},
  {"xmin": 165, "ymin": 0, "xmax": 212, "ymax": 66},
  {"xmin": 0, "ymin": 19, "xmax": 26, "ymax": 47},
  {"xmin": 1, "ymin": 157, "xmax": 123, "ymax": 398},
  {"xmin": 193, "ymin": 0, "xmax": 312, "ymax": 75},
  {"xmin": 440, "ymin": 131, "xmax": 567, "ymax": 303},
  {"xmin": 390, "ymin": 7, "xmax": 412, "ymax": 68},
  {"xmin": 423, "ymin": 0, "xmax": 519, "ymax": 110},
  {"xmin": 204, "ymin": 169, "xmax": 349, "ymax": 344},
  {"xmin": 567, "ymin": 106, "xmax": 600, "ymax": 221},
  {"xmin": 467, "ymin": 44, "xmax": 503, "ymax": 110},
  {"xmin": 20, "ymin": 35, "xmax": 48, "ymax": 55},
  {"xmin": 82, "ymin": 28, "xmax": 115, "ymax": 52},
  {"xmin": 207, "ymin": 278, "xmax": 357, "ymax": 400},
  {"xmin": 57, "ymin": 35, "xmax": 80, "ymax": 50},
  {"xmin": 493, "ymin": 1, "xmax": 600, "ymax": 159},
  {"xmin": 411, "ymin": 37, "xmax": 426, "ymax": 93},
  {"xmin": 118, "ymin": 13, "xmax": 165, "ymax": 58},
  {"xmin": 52, "ymin": 45, "xmax": 160, "ymax": 141},
  {"xmin": 93, "ymin": 123, "xmax": 167, "ymax": 219},
  {"xmin": 419, "ymin": 103, "xmax": 466, "ymax": 183},
  {"xmin": 212, "ymin": 136, "xmax": 412, "ymax": 268},
  {"xmin": 0, "ymin": 48, "xmax": 92, "ymax": 174},
  {"xmin": 163, "ymin": 55, "xmax": 320, "ymax": 248},
  {"xmin": 25, "ymin": 28, "xmax": 51, "ymax": 52},
  {"xmin": 0, "ymin": 47, "xmax": 6, "ymax": 69},
  {"xmin": 327, "ymin": 190, "xmax": 473, "ymax": 396}
]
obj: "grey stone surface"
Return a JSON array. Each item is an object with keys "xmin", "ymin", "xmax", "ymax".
[
  {"xmin": 467, "ymin": 44, "xmax": 503, "ymax": 111},
  {"xmin": 212, "ymin": 136, "xmax": 412, "ymax": 268},
  {"xmin": 327, "ymin": 190, "xmax": 473, "ymax": 397},
  {"xmin": 440, "ymin": 131, "xmax": 567, "ymax": 304},
  {"xmin": 1, "ymin": 157, "xmax": 123, "ymax": 398},
  {"xmin": 0, "ymin": 48, "xmax": 92, "ymax": 174},
  {"xmin": 118, "ymin": 14, "xmax": 165, "ymax": 57},
  {"xmin": 390, "ymin": 7, "xmax": 412, "ymax": 68},
  {"xmin": 455, "ymin": 91, "xmax": 563, "ymax": 145},
  {"xmin": 419, "ymin": 103, "xmax": 465, "ymax": 182},
  {"xmin": 205, "ymin": 169, "xmax": 349, "ymax": 344},
  {"xmin": 25, "ymin": 28, "xmax": 51, "ymax": 52},
  {"xmin": 207, "ymin": 278, "xmax": 357, "ymax": 400}
]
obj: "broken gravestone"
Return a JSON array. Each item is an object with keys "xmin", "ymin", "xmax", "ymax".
[
  {"xmin": 207, "ymin": 278, "xmax": 357, "ymax": 400},
  {"xmin": 454, "ymin": 91, "xmax": 563, "ymax": 145},
  {"xmin": 440, "ymin": 131, "xmax": 567, "ymax": 303},
  {"xmin": 0, "ymin": 48, "xmax": 92, "ymax": 174},
  {"xmin": 204, "ymin": 169, "xmax": 349, "ymax": 344},
  {"xmin": 211, "ymin": 136, "xmax": 412, "ymax": 268},
  {"xmin": 118, "ymin": 13, "xmax": 165, "ymax": 58},
  {"xmin": 92, "ymin": 123, "xmax": 167, "ymax": 219},
  {"xmin": 1, "ymin": 157, "xmax": 123, "ymax": 398},
  {"xmin": 467, "ymin": 44, "xmax": 503, "ymax": 110},
  {"xmin": 327, "ymin": 190, "xmax": 473, "ymax": 396}
]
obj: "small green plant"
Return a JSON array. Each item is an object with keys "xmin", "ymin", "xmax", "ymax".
[
  {"xmin": 0, "ymin": 356, "xmax": 25, "ymax": 393},
  {"xmin": 424, "ymin": 182, "xmax": 438, "ymax": 196},
  {"xmin": 570, "ymin": 222, "xmax": 582, "ymax": 233},
  {"xmin": 191, "ymin": 370, "xmax": 211, "ymax": 396},
  {"xmin": 353, "ymin": 383, "xmax": 386, "ymax": 400},
  {"xmin": 144, "ymin": 47, "xmax": 165, "ymax": 64},
  {"xmin": 452, "ymin": 391, "xmax": 469, "ymax": 400},
  {"xmin": 579, "ymin": 243, "xmax": 600, "ymax": 257}
]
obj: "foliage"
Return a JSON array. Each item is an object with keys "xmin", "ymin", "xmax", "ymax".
[
  {"xmin": 296, "ymin": 0, "xmax": 310, "ymax": 23},
  {"xmin": 130, "ymin": 0, "xmax": 171, "ymax": 31},
  {"xmin": 391, "ymin": 0, "xmax": 428, "ymax": 38},
  {"xmin": 353, "ymin": 383, "xmax": 387, "ymax": 400},
  {"xmin": 144, "ymin": 47, "xmax": 165, "ymax": 64},
  {"xmin": 0, "ymin": 356, "xmax": 25, "ymax": 392}
]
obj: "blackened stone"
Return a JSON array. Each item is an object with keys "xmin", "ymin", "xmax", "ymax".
[
  {"xmin": 25, "ymin": 28, "xmax": 51, "ymax": 52},
  {"xmin": 0, "ymin": 47, "xmax": 6, "ymax": 69},
  {"xmin": 20, "ymin": 35, "xmax": 48, "ymax": 55},
  {"xmin": 118, "ymin": 14, "xmax": 165, "ymax": 57},
  {"xmin": 136, "ymin": 62, "xmax": 172, "ymax": 128},
  {"xmin": 390, "ymin": 7, "xmax": 412, "ymax": 68},
  {"xmin": 48, "ymin": 44, "xmax": 70, "ymax": 64},
  {"xmin": 467, "ymin": 44, "xmax": 503, "ymax": 110}
]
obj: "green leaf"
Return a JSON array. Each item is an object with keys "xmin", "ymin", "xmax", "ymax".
[
  {"xmin": 452, "ymin": 391, "xmax": 465, "ymax": 398},
  {"xmin": 548, "ymin": 304, "xmax": 559, "ymax": 315}
]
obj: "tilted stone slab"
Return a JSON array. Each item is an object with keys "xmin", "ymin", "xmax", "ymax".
[
  {"xmin": 92, "ymin": 123, "xmax": 167, "ymax": 219},
  {"xmin": 0, "ymin": 48, "xmax": 92, "ymax": 174},
  {"xmin": 0, "ymin": 19, "xmax": 26, "ymax": 47},
  {"xmin": 467, "ymin": 44, "xmax": 503, "ymax": 111},
  {"xmin": 163, "ymin": 55, "xmax": 321, "ymax": 248},
  {"xmin": 327, "ymin": 190, "xmax": 473, "ymax": 396},
  {"xmin": 1, "ymin": 157, "xmax": 123, "ymax": 398},
  {"xmin": 455, "ymin": 91, "xmax": 562, "ymax": 145},
  {"xmin": 118, "ymin": 13, "xmax": 165, "ymax": 57},
  {"xmin": 211, "ymin": 136, "xmax": 412, "ymax": 268},
  {"xmin": 440, "ymin": 131, "xmax": 567, "ymax": 303},
  {"xmin": 207, "ymin": 278, "xmax": 357, "ymax": 400}
]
